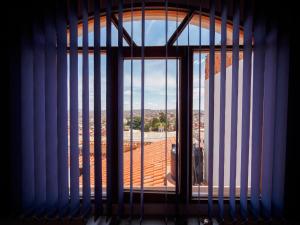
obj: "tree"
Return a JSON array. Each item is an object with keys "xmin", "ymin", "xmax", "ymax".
[
  {"xmin": 144, "ymin": 123, "xmax": 151, "ymax": 132},
  {"xmin": 159, "ymin": 112, "xmax": 167, "ymax": 123},
  {"xmin": 158, "ymin": 112, "xmax": 169, "ymax": 130},
  {"xmin": 151, "ymin": 117, "xmax": 160, "ymax": 130},
  {"xmin": 127, "ymin": 116, "xmax": 142, "ymax": 130}
]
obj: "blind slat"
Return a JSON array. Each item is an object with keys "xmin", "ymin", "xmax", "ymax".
[
  {"xmin": 94, "ymin": 0, "xmax": 103, "ymax": 217},
  {"xmin": 197, "ymin": 1, "xmax": 202, "ymax": 213},
  {"xmin": 33, "ymin": 19, "xmax": 47, "ymax": 214},
  {"xmin": 129, "ymin": 0, "xmax": 134, "ymax": 218},
  {"xmin": 250, "ymin": 13, "xmax": 265, "ymax": 219},
  {"xmin": 140, "ymin": 0, "xmax": 145, "ymax": 221},
  {"xmin": 261, "ymin": 24, "xmax": 278, "ymax": 219},
  {"xmin": 208, "ymin": 0, "xmax": 215, "ymax": 218},
  {"xmin": 106, "ymin": 0, "xmax": 113, "ymax": 216},
  {"xmin": 164, "ymin": 0, "xmax": 168, "ymax": 204},
  {"xmin": 175, "ymin": 3, "xmax": 179, "ymax": 216},
  {"xmin": 56, "ymin": 0, "xmax": 69, "ymax": 216},
  {"xmin": 16, "ymin": 0, "xmax": 290, "ymax": 220},
  {"xmin": 45, "ymin": 4, "xmax": 58, "ymax": 214},
  {"xmin": 21, "ymin": 28, "xmax": 35, "ymax": 212},
  {"xmin": 272, "ymin": 34, "xmax": 289, "ymax": 217},
  {"xmin": 69, "ymin": 0, "xmax": 80, "ymax": 215},
  {"xmin": 229, "ymin": 0, "xmax": 239, "ymax": 219},
  {"xmin": 218, "ymin": 0, "xmax": 227, "ymax": 220},
  {"xmin": 240, "ymin": 0, "xmax": 252, "ymax": 219},
  {"xmin": 56, "ymin": 0, "xmax": 69, "ymax": 217},
  {"xmin": 117, "ymin": 0, "xmax": 124, "ymax": 217},
  {"xmin": 82, "ymin": 0, "xmax": 91, "ymax": 213}
]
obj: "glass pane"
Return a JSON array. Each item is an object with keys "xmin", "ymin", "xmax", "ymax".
[
  {"xmin": 176, "ymin": 15, "xmax": 244, "ymax": 46},
  {"xmin": 192, "ymin": 52, "xmax": 207, "ymax": 197},
  {"xmin": 67, "ymin": 53, "xmax": 107, "ymax": 196},
  {"xmin": 69, "ymin": 11, "xmax": 244, "ymax": 47},
  {"xmin": 122, "ymin": 10, "xmax": 186, "ymax": 46},
  {"xmin": 192, "ymin": 51, "xmax": 249, "ymax": 198},
  {"xmin": 68, "ymin": 18, "xmax": 128, "ymax": 47},
  {"xmin": 123, "ymin": 59, "xmax": 179, "ymax": 191}
]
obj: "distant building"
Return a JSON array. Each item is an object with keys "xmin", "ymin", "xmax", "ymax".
[{"xmin": 158, "ymin": 124, "xmax": 164, "ymax": 132}]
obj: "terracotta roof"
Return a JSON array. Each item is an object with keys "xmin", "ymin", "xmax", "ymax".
[{"xmin": 78, "ymin": 137, "xmax": 176, "ymax": 189}]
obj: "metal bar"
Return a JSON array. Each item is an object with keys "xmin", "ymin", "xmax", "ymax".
[
  {"xmin": 167, "ymin": 10, "xmax": 194, "ymax": 47},
  {"xmin": 111, "ymin": 13, "xmax": 137, "ymax": 47}
]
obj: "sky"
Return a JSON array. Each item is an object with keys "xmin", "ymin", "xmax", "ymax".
[{"xmin": 69, "ymin": 18, "xmax": 221, "ymax": 111}]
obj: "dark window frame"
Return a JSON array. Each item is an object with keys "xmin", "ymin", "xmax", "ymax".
[{"xmin": 65, "ymin": 6, "xmax": 248, "ymax": 205}]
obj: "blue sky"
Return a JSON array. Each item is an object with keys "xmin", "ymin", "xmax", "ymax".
[{"xmin": 70, "ymin": 18, "xmax": 219, "ymax": 111}]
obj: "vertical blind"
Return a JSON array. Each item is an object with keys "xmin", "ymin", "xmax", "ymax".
[{"xmin": 18, "ymin": 0, "xmax": 290, "ymax": 222}]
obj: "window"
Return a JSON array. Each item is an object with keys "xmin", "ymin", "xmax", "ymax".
[
  {"xmin": 19, "ymin": 0, "xmax": 290, "ymax": 220},
  {"xmin": 123, "ymin": 59, "xmax": 178, "ymax": 191},
  {"xmin": 68, "ymin": 8, "xmax": 248, "ymax": 198}
]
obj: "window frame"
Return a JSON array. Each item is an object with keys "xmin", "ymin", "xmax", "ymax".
[{"xmin": 66, "ymin": 6, "xmax": 247, "ymax": 205}]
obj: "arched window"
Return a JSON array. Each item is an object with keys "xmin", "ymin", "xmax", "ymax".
[
  {"xmin": 65, "ymin": 8, "xmax": 253, "ymax": 210},
  {"xmin": 18, "ymin": 0, "xmax": 290, "ymax": 221}
]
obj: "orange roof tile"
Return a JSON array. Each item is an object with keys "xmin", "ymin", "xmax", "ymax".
[{"xmin": 78, "ymin": 137, "xmax": 176, "ymax": 190}]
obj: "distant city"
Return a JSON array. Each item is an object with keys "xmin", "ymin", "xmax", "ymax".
[{"xmin": 70, "ymin": 109, "xmax": 206, "ymax": 189}]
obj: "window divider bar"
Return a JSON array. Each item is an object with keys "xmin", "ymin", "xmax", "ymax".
[
  {"xmin": 167, "ymin": 9, "xmax": 194, "ymax": 47},
  {"xmin": 111, "ymin": 14, "xmax": 137, "ymax": 47},
  {"xmin": 179, "ymin": 47, "xmax": 193, "ymax": 207}
]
